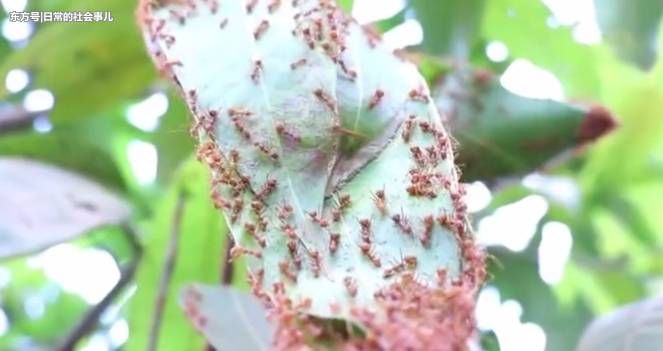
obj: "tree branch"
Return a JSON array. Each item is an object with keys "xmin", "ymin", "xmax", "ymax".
[
  {"xmin": 56, "ymin": 224, "xmax": 143, "ymax": 351},
  {"xmin": 148, "ymin": 191, "xmax": 187, "ymax": 351}
]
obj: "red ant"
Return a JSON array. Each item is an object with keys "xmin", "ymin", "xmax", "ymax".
[
  {"xmin": 246, "ymin": 0, "xmax": 258, "ymax": 13},
  {"xmin": 402, "ymin": 115, "xmax": 416, "ymax": 142},
  {"xmin": 279, "ymin": 261, "xmax": 297, "ymax": 282},
  {"xmin": 338, "ymin": 194, "xmax": 352, "ymax": 210},
  {"xmin": 230, "ymin": 245, "xmax": 262, "ymax": 259},
  {"xmin": 250, "ymin": 60, "xmax": 263, "ymax": 83},
  {"xmin": 344, "ymin": 277, "xmax": 358, "ymax": 297},
  {"xmin": 368, "ymin": 89, "xmax": 385, "ymax": 110},
  {"xmin": 290, "ymin": 58, "xmax": 307, "ymax": 70},
  {"xmin": 359, "ymin": 242, "xmax": 381, "ymax": 267},
  {"xmin": 230, "ymin": 197, "xmax": 243, "ymax": 223},
  {"xmin": 383, "ymin": 255, "xmax": 417, "ymax": 278},
  {"xmin": 254, "ymin": 20, "xmax": 269, "ymax": 40},
  {"xmin": 169, "ymin": 9, "xmax": 186, "ymax": 25},
  {"xmin": 268, "ymin": 0, "xmax": 281, "ymax": 13},
  {"xmin": 277, "ymin": 203, "xmax": 293, "ymax": 220},
  {"xmin": 420, "ymin": 215, "xmax": 435, "ymax": 247},
  {"xmin": 285, "ymin": 238, "xmax": 302, "ymax": 269},
  {"xmin": 331, "ymin": 209, "xmax": 342, "ymax": 222},
  {"xmin": 436, "ymin": 268, "xmax": 448, "ymax": 287},
  {"xmin": 372, "ymin": 189, "xmax": 387, "ymax": 215},
  {"xmin": 219, "ymin": 18, "xmax": 229, "ymax": 29},
  {"xmin": 228, "ymin": 107, "xmax": 253, "ymax": 119},
  {"xmin": 359, "ymin": 219, "xmax": 372, "ymax": 243},
  {"xmin": 329, "ymin": 233, "xmax": 340, "ymax": 254},
  {"xmin": 409, "ymin": 87, "xmax": 430, "ymax": 103},
  {"xmin": 256, "ymin": 179, "xmax": 277, "ymax": 199},
  {"xmin": 391, "ymin": 213, "xmax": 413, "ymax": 236},
  {"xmin": 314, "ymin": 89, "xmax": 336, "ymax": 112},
  {"xmin": 309, "ymin": 250, "xmax": 322, "ymax": 278},
  {"xmin": 244, "ymin": 223, "xmax": 266, "ymax": 248},
  {"xmin": 254, "ymin": 142, "xmax": 279, "ymax": 161}
]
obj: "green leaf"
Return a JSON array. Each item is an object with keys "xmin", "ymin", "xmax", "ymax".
[
  {"xmin": 374, "ymin": 8, "xmax": 406, "ymax": 34},
  {"xmin": 149, "ymin": 94, "xmax": 194, "ymax": 185},
  {"xmin": 0, "ymin": 14, "xmax": 10, "ymax": 60},
  {"xmin": 600, "ymin": 195, "xmax": 659, "ymax": 246},
  {"xmin": 0, "ymin": 260, "xmax": 88, "ymax": 349},
  {"xmin": 480, "ymin": 331, "xmax": 500, "ymax": 351},
  {"xmin": 472, "ymin": 184, "xmax": 531, "ymax": 224},
  {"xmin": 481, "ymin": 0, "xmax": 604, "ymax": 98},
  {"xmin": 571, "ymin": 33, "xmax": 663, "ymax": 290},
  {"xmin": 0, "ymin": 124, "xmax": 126, "ymax": 191},
  {"xmin": 26, "ymin": 0, "xmax": 78, "ymax": 12},
  {"xmin": 491, "ymin": 247, "xmax": 594, "ymax": 351},
  {"xmin": 436, "ymin": 67, "xmax": 616, "ymax": 181},
  {"xmin": 125, "ymin": 157, "xmax": 228, "ymax": 351},
  {"xmin": 591, "ymin": 205, "xmax": 662, "ymax": 275},
  {"xmin": 594, "ymin": 0, "xmax": 662, "ymax": 71},
  {"xmin": 577, "ymin": 296, "xmax": 663, "ymax": 351},
  {"xmin": 0, "ymin": 158, "xmax": 131, "ymax": 259},
  {"xmin": 594, "ymin": 270, "xmax": 646, "ymax": 308},
  {"xmin": 0, "ymin": 0, "xmax": 155, "ymax": 122},
  {"xmin": 414, "ymin": 54, "xmax": 454, "ymax": 86},
  {"xmin": 337, "ymin": 0, "xmax": 353, "ymax": 12},
  {"xmin": 141, "ymin": 0, "xmax": 468, "ymax": 322},
  {"xmin": 580, "ymin": 39, "xmax": 663, "ymax": 197},
  {"xmin": 622, "ymin": 183, "xmax": 663, "ymax": 250},
  {"xmin": 411, "ymin": 0, "xmax": 486, "ymax": 58},
  {"xmin": 180, "ymin": 285, "xmax": 273, "ymax": 351},
  {"xmin": 546, "ymin": 203, "xmax": 601, "ymax": 257}
]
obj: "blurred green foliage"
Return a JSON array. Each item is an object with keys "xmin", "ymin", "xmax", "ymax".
[
  {"xmin": 125, "ymin": 158, "xmax": 228, "ymax": 351},
  {"xmin": 0, "ymin": 0, "xmax": 661, "ymax": 350}
]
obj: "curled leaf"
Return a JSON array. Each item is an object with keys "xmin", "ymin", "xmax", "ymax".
[
  {"xmin": 139, "ymin": 0, "xmax": 484, "ymax": 348},
  {"xmin": 436, "ymin": 67, "xmax": 617, "ymax": 181}
]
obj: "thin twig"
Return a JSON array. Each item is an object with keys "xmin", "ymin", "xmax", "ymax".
[
  {"xmin": 57, "ymin": 265, "xmax": 137, "ymax": 351},
  {"xmin": 148, "ymin": 191, "xmax": 187, "ymax": 351},
  {"xmin": 121, "ymin": 222, "xmax": 144, "ymax": 259},
  {"xmin": 56, "ymin": 224, "xmax": 143, "ymax": 351}
]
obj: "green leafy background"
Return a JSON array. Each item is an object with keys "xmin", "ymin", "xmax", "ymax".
[{"xmin": 0, "ymin": 0, "xmax": 661, "ymax": 350}]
